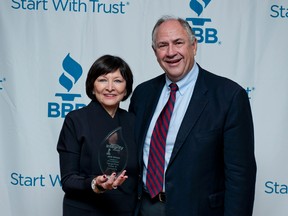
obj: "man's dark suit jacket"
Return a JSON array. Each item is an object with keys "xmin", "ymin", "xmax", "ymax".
[{"xmin": 129, "ymin": 64, "xmax": 256, "ymax": 216}]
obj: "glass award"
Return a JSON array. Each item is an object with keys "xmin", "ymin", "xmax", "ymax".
[{"xmin": 98, "ymin": 127, "xmax": 128, "ymax": 177}]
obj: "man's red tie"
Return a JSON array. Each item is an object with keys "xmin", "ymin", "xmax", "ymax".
[{"xmin": 146, "ymin": 83, "xmax": 178, "ymax": 198}]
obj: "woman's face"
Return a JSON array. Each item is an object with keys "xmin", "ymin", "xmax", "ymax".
[{"xmin": 93, "ymin": 69, "xmax": 127, "ymax": 116}]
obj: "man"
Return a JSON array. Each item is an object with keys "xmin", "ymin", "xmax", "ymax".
[{"xmin": 129, "ymin": 15, "xmax": 256, "ymax": 216}]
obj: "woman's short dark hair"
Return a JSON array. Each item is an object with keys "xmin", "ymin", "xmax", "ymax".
[{"xmin": 86, "ymin": 55, "xmax": 133, "ymax": 101}]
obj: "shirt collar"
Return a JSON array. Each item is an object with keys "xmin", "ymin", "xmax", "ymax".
[{"xmin": 165, "ymin": 62, "xmax": 199, "ymax": 95}]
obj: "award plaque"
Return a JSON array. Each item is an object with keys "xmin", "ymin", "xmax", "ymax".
[{"xmin": 98, "ymin": 127, "xmax": 128, "ymax": 177}]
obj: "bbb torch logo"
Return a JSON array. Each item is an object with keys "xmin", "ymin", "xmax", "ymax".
[
  {"xmin": 48, "ymin": 53, "xmax": 86, "ymax": 118},
  {"xmin": 186, "ymin": 0, "xmax": 219, "ymax": 44}
]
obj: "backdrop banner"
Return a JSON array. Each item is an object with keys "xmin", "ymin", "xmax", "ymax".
[{"xmin": 1, "ymin": 0, "xmax": 287, "ymax": 215}]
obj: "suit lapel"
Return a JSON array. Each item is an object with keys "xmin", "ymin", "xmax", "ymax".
[{"xmin": 168, "ymin": 67, "xmax": 208, "ymax": 166}]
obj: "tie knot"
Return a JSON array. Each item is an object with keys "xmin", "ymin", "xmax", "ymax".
[{"xmin": 169, "ymin": 83, "xmax": 178, "ymax": 92}]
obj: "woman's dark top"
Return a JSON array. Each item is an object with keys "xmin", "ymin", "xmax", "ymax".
[{"xmin": 57, "ymin": 101, "xmax": 138, "ymax": 216}]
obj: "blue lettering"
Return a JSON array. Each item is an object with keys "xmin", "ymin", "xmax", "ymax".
[
  {"xmin": 193, "ymin": 27, "xmax": 204, "ymax": 43},
  {"xmin": 112, "ymin": 3, "xmax": 119, "ymax": 13},
  {"xmin": 90, "ymin": 0, "xmax": 126, "ymax": 14},
  {"xmin": 205, "ymin": 28, "xmax": 218, "ymax": 43},
  {"xmin": 192, "ymin": 27, "xmax": 218, "ymax": 44},
  {"xmin": 11, "ymin": 0, "xmax": 21, "ymax": 9},
  {"xmin": 10, "ymin": 172, "xmax": 19, "ymax": 185},
  {"xmin": 271, "ymin": 5, "xmax": 279, "ymax": 18},
  {"xmin": 62, "ymin": 103, "xmax": 74, "ymax": 118},
  {"xmin": 271, "ymin": 5, "xmax": 288, "ymax": 18},
  {"xmin": 48, "ymin": 102, "xmax": 61, "ymax": 118},
  {"xmin": 280, "ymin": 185, "xmax": 288, "ymax": 194},
  {"xmin": 48, "ymin": 102, "xmax": 86, "ymax": 118},
  {"xmin": 52, "ymin": 0, "xmax": 87, "ymax": 12},
  {"xmin": 265, "ymin": 181, "xmax": 274, "ymax": 194},
  {"xmin": 49, "ymin": 174, "xmax": 62, "ymax": 187},
  {"xmin": 11, "ymin": 0, "xmax": 48, "ymax": 10},
  {"xmin": 265, "ymin": 181, "xmax": 288, "ymax": 194},
  {"xmin": 10, "ymin": 172, "xmax": 45, "ymax": 187},
  {"xmin": 52, "ymin": 0, "xmax": 69, "ymax": 11}
]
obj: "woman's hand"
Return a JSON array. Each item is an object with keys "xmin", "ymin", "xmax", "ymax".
[{"xmin": 92, "ymin": 170, "xmax": 128, "ymax": 193}]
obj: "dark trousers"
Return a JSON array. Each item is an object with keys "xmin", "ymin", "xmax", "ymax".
[{"xmin": 139, "ymin": 192, "xmax": 166, "ymax": 216}]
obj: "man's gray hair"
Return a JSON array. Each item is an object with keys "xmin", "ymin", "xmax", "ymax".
[{"xmin": 151, "ymin": 15, "xmax": 195, "ymax": 49}]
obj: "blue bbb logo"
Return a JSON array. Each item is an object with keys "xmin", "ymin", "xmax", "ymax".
[
  {"xmin": 55, "ymin": 53, "xmax": 82, "ymax": 101},
  {"xmin": 48, "ymin": 53, "xmax": 86, "ymax": 118},
  {"xmin": 186, "ymin": 0, "xmax": 219, "ymax": 44}
]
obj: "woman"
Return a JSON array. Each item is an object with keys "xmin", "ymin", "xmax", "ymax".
[{"xmin": 57, "ymin": 55, "xmax": 138, "ymax": 216}]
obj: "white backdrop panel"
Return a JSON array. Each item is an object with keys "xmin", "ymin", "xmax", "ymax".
[{"xmin": 1, "ymin": 0, "xmax": 287, "ymax": 215}]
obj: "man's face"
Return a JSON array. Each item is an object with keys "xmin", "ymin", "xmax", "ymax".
[{"xmin": 153, "ymin": 20, "xmax": 197, "ymax": 82}]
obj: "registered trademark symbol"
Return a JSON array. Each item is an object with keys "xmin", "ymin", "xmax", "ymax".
[
  {"xmin": 218, "ymin": 41, "xmax": 222, "ymax": 45},
  {"xmin": 126, "ymin": 1, "xmax": 130, "ymax": 6}
]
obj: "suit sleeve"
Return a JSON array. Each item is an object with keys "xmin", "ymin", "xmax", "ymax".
[
  {"xmin": 223, "ymin": 88, "xmax": 257, "ymax": 216},
  {"xmin": 56, "ymin": 114, "xmax": 94, "ymax": 195}
]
